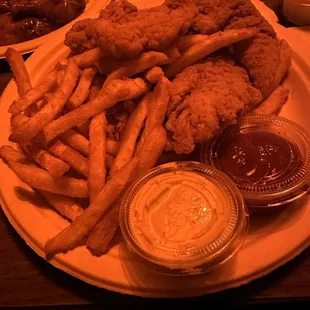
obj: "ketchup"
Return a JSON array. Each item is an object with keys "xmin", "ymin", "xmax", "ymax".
[{"xmin": 214, "ymin": 130, "xmax": 302, "ymax": 186}]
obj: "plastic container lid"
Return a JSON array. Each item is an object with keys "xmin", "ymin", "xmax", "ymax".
[
  {"xmin": 119, "ymin": 161, "xmax": 248, "ymax": 276},
  {"xmin": 201, "ymin": 116, "xmax": 310, "ymax": 207}
]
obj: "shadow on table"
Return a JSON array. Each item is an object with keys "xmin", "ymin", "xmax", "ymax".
[{"xmin": 2, "ymin": 208, "xmax": 310, "ymax": 309}]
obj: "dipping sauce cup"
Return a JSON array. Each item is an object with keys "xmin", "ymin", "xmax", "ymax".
[
  {"xmin": 120, "ymin": 161, "xmax": 248, "ymax": 275},
  {"xmin": 201, "ymin": 116, "xmax": 310, "ymax": 207}
]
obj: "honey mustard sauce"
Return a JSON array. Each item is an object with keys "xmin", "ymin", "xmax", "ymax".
[{"xmin": 128, "ymin": 170, "xmax": 234, "ymax": 260}]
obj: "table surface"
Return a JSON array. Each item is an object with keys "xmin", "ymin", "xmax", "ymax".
[{"xmin": 1, "ymin": 24, "xmax": 310, "ymax": 308}]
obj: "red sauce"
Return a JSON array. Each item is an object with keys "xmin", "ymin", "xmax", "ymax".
[{"xmin": 214, "ymin": 130, "xmax": 302, "ymax": 186}]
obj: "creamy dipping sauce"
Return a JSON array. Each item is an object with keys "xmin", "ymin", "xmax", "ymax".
[{"xmin": 128, "ymin": 170, "xmax": 236, "ymax": 262}]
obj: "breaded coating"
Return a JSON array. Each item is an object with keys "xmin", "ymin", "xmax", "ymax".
[
  {"xmin": 166, "ymin": 55, "xmax": 262, "ymax": 154},
  {"xmin": 167, "ymin": 0, "xmax": 241, "ymax": 35},
  {"xmin": 225, "ymin": 0, "xmax": 286, "ymax": 98},
  {"xmin": 65, "ymin": 0, "xmax": 197, "ymax": 59}
]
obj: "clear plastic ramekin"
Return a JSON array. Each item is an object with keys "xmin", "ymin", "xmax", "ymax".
[
  {"xmin": 201, "ymin": 116, "xmax": 310, "ymax": 207},
  {"xmin": 120, "ymin": 161, "xmax": 248, "ymax": 275}
]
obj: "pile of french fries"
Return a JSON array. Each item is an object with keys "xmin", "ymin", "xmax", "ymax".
[{"xmin": 0, "ymin": 26, "xmax": 289, "ymax": 258}]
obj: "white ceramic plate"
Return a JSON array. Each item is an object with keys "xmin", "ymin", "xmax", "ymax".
[
  {"xmin": 1, "ymin": 0, "xmax": 310, "ymax": 298},
  {"xmin": 0, "ymin": 0, "xmax": 109, "ymax": 59}
]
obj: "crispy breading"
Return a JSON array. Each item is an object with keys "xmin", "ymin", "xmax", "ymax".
[
  {"xmin": 65, "ymin": 0, "xmax": 197, "ymax": 59},
  {"xmin": 166, "ymin": 55, "xmax": 262, "ymax": 154}
]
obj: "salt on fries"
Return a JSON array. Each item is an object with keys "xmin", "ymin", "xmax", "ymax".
[{"xmin": 1, "ymin": 24, "xmax": 271, "ymax": 258}]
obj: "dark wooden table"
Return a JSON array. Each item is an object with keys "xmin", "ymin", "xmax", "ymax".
[{"xmin": 1, "ymin": 47, "xmax": 310, "ymax": 308}]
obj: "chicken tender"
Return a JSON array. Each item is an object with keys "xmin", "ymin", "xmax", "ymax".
[
  {"xmin": 65, "ymin": 0, "xmax": 197, "ymax": 59},
  {"xmin": 166, "ymin": 55, "xmax": 262, "ymax": 154}
]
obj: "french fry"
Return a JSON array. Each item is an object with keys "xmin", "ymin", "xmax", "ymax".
[
  {"xmin": 135, "ymin": 126, "xmax": 167, "ymax": 178},
  {"xmin": 67, "ymin": 67, "xmax": 97, "ymax": 110},
  {"xmin": 38, "ymin": 190, "xmax": 83, "ymax": 221},
  {"xmin": 177, "ymin": 34, "xmax": 207, "ymax": 52},
  {"xmin": 21, "ymin": 140, "xmax": 70, "ymax": 178},
  {"xmin": 10, "ymin": 59, "xmax": 80, "ymax": 143},
  {"xmin": 105, "ymin": 51, "xmax": 168, "ymax": 84},
  {"xmin": 0, "ymin": 145, "xmax": 32, "ymax": 164},
  {"xmin": 59, "ymin": 128, "xmax": 118, "ymax": 157},
  {"xmin": 88, "ymin": 112, "xmax": 107, "ymax": 201},
  {"xmin": 165, "ymin": 28, "xmax": 257, "ymax": 78},
  {"xmin": 86, "ymin": 200, "xmax": 120, "ymax": 255},
  {"xmin": 76, "ymin": 119, "xmax": 90, "ymax": 138},
  {"xmin": 87, "ymin": 127, "xmax": 167, "ymax": 254},
  {"xmin": 71, "ymin": 47, "xmax": 105, "ymax": 68},
  {"xmin": 145, "ymin": 66, "xmax": 164, "ymax": 84},
  {"xmin": 8, "ymin": 70, "xmax": 57, "ymax": 116},
  {"xmin": 44, "ymin": 158, "xmax": 139, "ymax": 257},
  {"xmin": 135, "ymin": 77, "xmax": 170, "ymax": 154},
  {"xmin": 11, "ymin": 113, "xmax": 28, "ymax": 130},
  {"xmin": 42, "ymin": 78, "xmax": 148, "ymax": 143},
  {"xmin": 161, "ymin": 45, "xmax": 181, "ymax": 65},
  {"xmin": 48, "ymin": 141, "xmax": 89, "ymax": 177},
  {"xmin": 0, "ymin": 147, "xmax": 83, "ymax": 221},
  {"xmin": 110, "ymin": 93, "xmax": 149, "ymax": 175},
  {"xmin": 252, "ymin": 86, "xmax": 290, "ymax": 116},
  {"xmin": 5, "ymin": 47, "xmax": 32, "ymax": 96},
  {"xmin": 59, "ymin": 129, "xmax": 89, "ymax": 156},
  {"xmin": 8, "ymin": 161, "xmax": 88, "ymax": 198}
]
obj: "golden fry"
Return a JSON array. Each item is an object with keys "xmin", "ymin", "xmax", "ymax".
[
  {"xmin": 71, "ymin": 47, "xmax": 105, "ymax": 68},
  {"xmin": 42, "ymin": 78, "xmax": 148, "ymax": 143},
  {"xmin": 86, "ymin": 201, "xmax": 120, "ymax": 255},
  {"xmin": 0, "ymin": 145, "xmax": 32, "ymax": 164},
  {"xmin": 105, "ymin": 51, "xmax": 168, "ymax": 84},
  {"xmin": 161, "ymin": 45, "xmax": 181, "ymax": 65},
  {"xmin": 177, "ymin": 34, "xmax": 207, "ymax": 52},
  {"xmin": 21, "ymin": 140, "xmax": 70, "ymax": 178},
  {"xmin": 166, "ymin": 28, "xmax": 257, "ymax": 78},
  {"xmin": 48, "ymin": 140, "xmax": 89, "ymax": 177},
  {"xmin": 5, "ymin": 47, "xmax": 32, "ymax": 96},
  {"xmin": 145, "ymin": 66, "xmax": 164, "ymax": 84},
  {"xmin": 136, "ymin": 126, "xmax": 167, "ymax": 178},
  {"xmin": 59, "ymin": 129, "xmax": 89, "ymax": 157},
  {"xmin": 67, "ymin": 67, "xmax": 97, "ymax": 110},
  {"xmin": 136, "ymin": 77, "xmax": 170, "ymax": 154},
  {"xmin": 9, "ymin": 70, "xmax": 57, "ymax": 116},
  {"xmin": 110, "ymin": 93, "xmax": 149, "ymax": 175},
  {"xmin": 11, "ymin": 59, "xmax": 80, "ymax": 143},
  {"xmin": 253, "ymin": 86, "xmax": 290, "ymax": 116},
  {"xmin": 8, "ymin": 161, "xmax": 88, "ymax": 198},
  {"xmin": 39, "ymin": 190, "xmax": 83, "ymax": 222},
  {"xmin": 44, "ymin": 158, "xmax": 139, "ymax": 257},
  {"xmin": 88, "ymin": 112, "xmax": 107, "ymax": 201}
]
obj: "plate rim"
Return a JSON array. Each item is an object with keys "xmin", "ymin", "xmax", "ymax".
[
  {"xmin": 0, "ymin": 0, "xmax": 109, "ymax": 59},
  {"xmin": 1, "ymin": 0, "xmax": 310, "ymax": 299}
]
